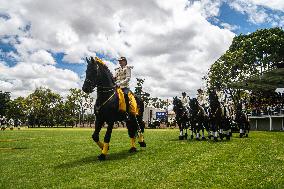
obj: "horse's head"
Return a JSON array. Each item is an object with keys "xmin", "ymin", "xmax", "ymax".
[
  {"xmin": 208, "ymin": 90, "xmax": 218, "ymax": 105},
  {"xmin": 173, "ymin": 97, "xmax": 184, "ymax": 114},
  {"xmin": 82, "ymin": 57, "xmax": 98, "ymax": 93},
  {"xmin": 173, "ymin": 97, "xmax": 180, "ymax": 110},
  {"xmin": 189, "ymin": 98, "xmax": 198, "ymax": 111},
  {"xmin": 82, "ymin": 56, "xmax": 115, "ymax": 93}
]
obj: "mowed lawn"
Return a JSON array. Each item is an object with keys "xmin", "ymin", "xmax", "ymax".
[{"xmin": 0, "ymin": 128, "xmax": 284, "ymax": 189}]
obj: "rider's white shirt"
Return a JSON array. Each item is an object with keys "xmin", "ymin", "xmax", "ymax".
[
  {"xmin": 114, "ymin": 65, "xmax": 133, "ymax": 88},
  {"xmin": 180, "ymin": 96, "xmax": 189, "ymax": 108}
]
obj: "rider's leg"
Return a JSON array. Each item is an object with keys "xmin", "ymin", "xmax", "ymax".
[{"xmin": 122, "ymin": 88, "xmax": 130, "ymax": 119}]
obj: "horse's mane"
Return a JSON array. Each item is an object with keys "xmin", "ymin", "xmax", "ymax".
[{"xmin": 93, "ymin": 57, "xmax": 116, "ymax": 85}]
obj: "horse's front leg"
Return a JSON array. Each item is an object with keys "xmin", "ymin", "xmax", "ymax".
[
  {"xmin": 92, "ymin": 119, "xmax": 104, "ymax": 150},
  {"xmin": 97, "ymin": 121, "xmax": 114, "ymax": 161},
  {"xmin": 178, "ymin": 121, "xmax": 184, "ymax": 140},
  {"xmin": 200, "ymin": 120, "xmax": 206, "ymax": 140}
]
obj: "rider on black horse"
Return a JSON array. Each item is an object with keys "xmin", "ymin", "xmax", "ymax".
[{"xmin": 114, "ymin": 57, "xmax": 133, "ymax": 119}]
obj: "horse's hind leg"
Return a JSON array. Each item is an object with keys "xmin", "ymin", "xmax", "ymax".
[
  {"xmin": 212, "ymin": 122, "xmax": 218, "ymax": 142},
  {"xmin": 196, "ymin": 123, "xmax": 201, "ymax": 141},
  {"xmin": 136, "ymin": 116, "xmax": 146, "ymax": 147},
  {"xmin": 127, "ymin": 117, "xmax": 138, "ymax": 152},
  {"xmin": 245, "ymin": 122, "xmax": 250, "ymax": 137},
  {"xmin": 178, "ymin": 122, "xmax": 184, "ymax": 140},
  {"xmin": 239, "ymin": 123, "xmax": 244, "ymax": 138},
  {"xmin": 182, "ymin": 122, "xmax": 188, "ymax": 139}
]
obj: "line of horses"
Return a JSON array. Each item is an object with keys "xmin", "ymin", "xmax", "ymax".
[{"xmin": 173, "ymin": 91, "xmax": 250, "ymax": 142}]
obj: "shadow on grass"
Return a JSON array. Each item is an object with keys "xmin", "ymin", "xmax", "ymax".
[
  {"xmin": 0, "ymin": 147, "xmax": 28, "ymax": 151},
  {"xmin": 55, "ymin": 149, "xmax": 140, "ymax": 169},
  {"xmin": 168, "ymin": 138, "xmax": 232, "ymax": 144}
]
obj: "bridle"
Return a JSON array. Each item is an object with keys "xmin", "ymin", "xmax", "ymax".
[
  {"xmin": 85, "ymin": 58, "xmax": 117, "ymax": 112},
  {"xmin": 85, "ymin": 60, "xmax": 116, "ymax": 93}
]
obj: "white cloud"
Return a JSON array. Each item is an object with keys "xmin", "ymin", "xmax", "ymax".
[
  {"xmin": 249, "ymin": 0, "xmax": 284, "ymax": 11},
  {"xmin": 0, "ymin": 61, "xmax": 81, "ymax": 98},
  {"xmin": 1, "ymin": 0, "xmax": 238, "ymax": 98},
  {"xmin": 29, "ymin": 50, "xmax": 56, "ymax": 65},
  {"xmin": 227, "ymin": 0, "xmax": 284, "ymax": 25},
  {"xmin": 220, "ymin": 22, "xmax": 240, "ymax": 31},
  {"xmin": 228, "ymin": 0, "xmax": 269, "ymax": 24}
]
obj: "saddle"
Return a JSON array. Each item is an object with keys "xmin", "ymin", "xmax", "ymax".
[{"xmin": 117, "ymin": 88, "xmax": 139, "ymax": 116}]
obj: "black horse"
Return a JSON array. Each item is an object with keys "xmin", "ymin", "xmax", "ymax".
[
  {"xmin": 173, "ymin": 97, "xmax": 189, "ymax": 140},
  {"xmin": 82, "ymin": 57, "xmax": 146, "ymax": 160},
  {"xmin": 235, "ymin": 104, "xmax": 250, "ymax": 138},
  {"xmin": 208, "ymin": 90, "xmax": 231, "ymax": 141},
  {"xmin": 188, "ymin": 98, "xmax": 210, "ymax": 140}
]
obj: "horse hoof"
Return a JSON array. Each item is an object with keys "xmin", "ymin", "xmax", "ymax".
[
  {"xmin": 240, "ymin": 134, "xmax": 243, "ymax": 138},
  {"xmin": 97, "ymin": 154, "xmax": 106, "ymax": 161},
  {"xmin": 138, "ymin": 141, "xmax": 146, "ymax": 147},
  {"xmin": 179, "ymin": 136, "xmax": 184, "ymax": 140},
  {"xmin": 129, "ymin": 147, "xmax": 137, "ymax": 153},
  {"xmin": 202, "ymin": 137, "xmax": 206, "ymax": 140}
]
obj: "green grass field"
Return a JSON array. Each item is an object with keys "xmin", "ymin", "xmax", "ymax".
[{"xmin": 0, "ymin": 128, "xmax": 284, "ymax": 189}]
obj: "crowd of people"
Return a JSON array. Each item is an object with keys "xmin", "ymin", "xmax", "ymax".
[{"xmin": 247, "ymin": 91, "xmax": 284, "ymax": 116}]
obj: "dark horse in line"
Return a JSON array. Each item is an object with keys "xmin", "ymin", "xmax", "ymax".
[
  {"xmin": 235, "ymin": 104, "xmax": 250, "ymax": 138},
  {"xmin": 82, "ymin": 57, "xmax": 146, "ymax": 160},
  {"xmin": 173, "ymin": 97, "xmax": 189, "ymax": 140},
  {"xmin": 188, "ymin": 98, "xmax": 210, "ymax": 140},
  {"xmin": 208, "ymin": 90, "xmax": 231, "ymax": 141}
]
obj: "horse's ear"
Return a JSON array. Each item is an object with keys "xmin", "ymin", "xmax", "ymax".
[
  {"xmin": 86, "ymin": 57, "xmax": 90, "ymax": 64},
  {"xmin": 91, "ymin": 56, "xmax": 95, "ymax": 63}
]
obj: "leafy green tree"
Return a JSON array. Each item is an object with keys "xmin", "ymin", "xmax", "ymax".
[
  {"xmin": 134, "ymin": 78, "xmax": 150, "ymax": 106},
  {"xmin": 7, "ymin": 97, "xmax": 27, "ymax": 125},
  {"xmin": 0, "ymin": 91, "xmax": 11, "ymax": 117},
  {"xmin": 149, "ymin": 97, "xmax": 168, "ymax": 110},
  {"xmin": 66, "ymin": 88, "xmax": 90, "ymax": 126},
  {"xmin": 207, "ymin": 27, "xmax": 284, "ymax": 106},
  {"xmin": 26, "ymin": 87, "xmax": 62, "ymax": 127}
]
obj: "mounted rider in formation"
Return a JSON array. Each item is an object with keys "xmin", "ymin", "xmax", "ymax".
[
  {"xmin": 173, "ymin": 87, "xmax": 250, "ymax": 141},
  {"xmin": 178, "ymin": 92, "xmax": 190, "ymax": 138}
]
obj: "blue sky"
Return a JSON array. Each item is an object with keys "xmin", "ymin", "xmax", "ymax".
[
  {"xmin": 214, "ymin": 3, "xmax": 284, "ymax": 34},
  {"xmin": 0, "ymin": 0, "xmax": 283, "ymax": 98}
]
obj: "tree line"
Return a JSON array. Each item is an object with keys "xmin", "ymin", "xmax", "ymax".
[
  {"xmin": 0, "ymin": 78, "xmax": 169, "ymax": 127},
  {"xmin": 0, "ymin": 88, "xmax": 94, "ymax": 127}
]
